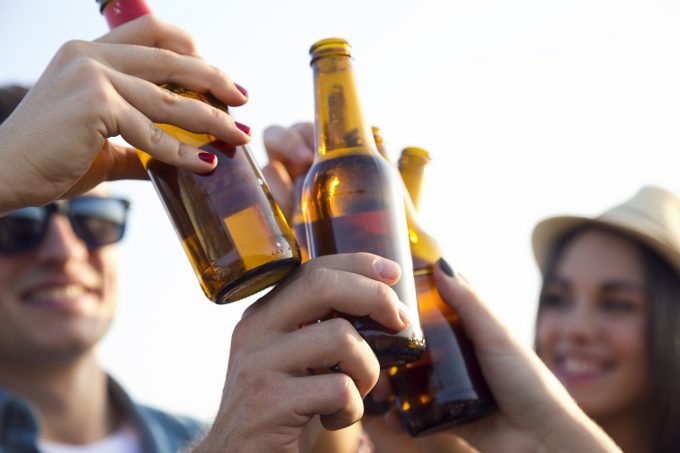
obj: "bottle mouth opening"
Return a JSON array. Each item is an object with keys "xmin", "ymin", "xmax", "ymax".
[
  {"xmin": 400, "ymin": 147, "xmax": 432, "ymax": 162},
  {"xmin": 309, "ymin": 38, "xmax": 352, "ymax": 64}
]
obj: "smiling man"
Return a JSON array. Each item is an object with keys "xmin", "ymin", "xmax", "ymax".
[{"xmin": 0, "ymin": 85, "xmax": 204, "ymax": 452}]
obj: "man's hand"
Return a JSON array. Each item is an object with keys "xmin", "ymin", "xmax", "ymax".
[
  {"xmin": 261, "ymin": 122, "xmax": 314, "ymax": 220},
  {"xmin": 195, "ymin": 253, "xmax": 411, "ymax": 453}
]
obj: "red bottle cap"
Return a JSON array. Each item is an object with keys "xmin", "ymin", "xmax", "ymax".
[{"xmin": 101, "ymin": 0, "xmax": 152, "ymax": 29}]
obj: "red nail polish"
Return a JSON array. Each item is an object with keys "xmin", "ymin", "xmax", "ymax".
[
  {"xmin": 234, "ymin": 83, "xmax": 249, "ymax": 98},
  {"xmin": 198, "ymin": 152, "xmax": 216, "ymax": 164},
  {"xmin": 235, "ymin": 121, "xmax": 251, "ymax": 136}
]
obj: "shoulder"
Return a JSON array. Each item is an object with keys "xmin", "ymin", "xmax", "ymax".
[
  {"xmin": 135, "ymin": 404, "xmax": 207, "ymax": 450},
  {"xmin": 137, "ymin": 404, "xmax": 206, "ymax": 436}
]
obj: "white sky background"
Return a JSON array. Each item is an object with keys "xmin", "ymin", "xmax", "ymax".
[{"xmin": 2, "ymin": 0, "xmax": 680, "ymax": 420}]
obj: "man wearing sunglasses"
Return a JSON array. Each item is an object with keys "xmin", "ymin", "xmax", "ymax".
[
  {"xmin": 0, "ymin": 178, "xmax": 207, "ymax": 451},
  {"xmin": 0, "ymin": 49, "xmax": 405, "ymax": 451}
]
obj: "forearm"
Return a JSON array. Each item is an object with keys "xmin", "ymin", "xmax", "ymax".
[
  {"xmin": 0, "ymin": 121, "xmax": 32, "ymax": 214},
  {"xmin": 537, "ymin": 404, "xmax": 621, "ymax": 453}
]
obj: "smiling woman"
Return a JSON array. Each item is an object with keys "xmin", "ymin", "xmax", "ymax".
[{"xmin": 532, "ymin": 186, "xmax": 680, "ymax": 453}]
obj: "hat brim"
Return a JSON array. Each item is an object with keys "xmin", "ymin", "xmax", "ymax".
[{"xmin": 532, "ymin": 215, "xmax": 680, "ymax": 276}]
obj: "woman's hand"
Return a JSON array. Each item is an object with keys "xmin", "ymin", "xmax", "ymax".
[
  {"xmin": 424, "ymin": 262, "xmax": 620, "ymax": 452},
  {"xmin": 0, "ymin": 15, "xmax": 249, "ymax": 213}
]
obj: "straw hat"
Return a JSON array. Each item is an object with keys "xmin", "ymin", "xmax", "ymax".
[{"xmin": 532, "ymin": 186, "xmax": 680, "ymax": 275}]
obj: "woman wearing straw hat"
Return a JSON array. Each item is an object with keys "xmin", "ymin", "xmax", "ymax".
[{"xmin": 533, "ymin": 186, "xmax": 680, "ymax": 452}]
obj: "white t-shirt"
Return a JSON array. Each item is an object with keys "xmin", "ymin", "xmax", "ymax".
[{"xmin": 38, "ymin": 425, "xmax": 143, "ymax": 453}]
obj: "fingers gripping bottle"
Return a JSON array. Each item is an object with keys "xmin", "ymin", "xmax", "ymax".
[{"xmin": 97, "ymin": 0, "xmax": 300, "ymax": 303}]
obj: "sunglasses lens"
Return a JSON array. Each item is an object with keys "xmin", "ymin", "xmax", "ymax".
[
  {"xmin": 0, "ymin": 207, "xmax": 47, "ymax": 253},
  {"xmin": 69, "ymin": 198, "xmax": 128, "ymax": 248}
]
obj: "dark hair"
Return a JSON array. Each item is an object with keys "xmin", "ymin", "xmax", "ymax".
[
  {"xmin": 536, "ymin": 224, "xmax": 680, "ymax": 452},
  {"xmin": 0, "ymin": 85, "xmax": 29, "ymax": 124}
]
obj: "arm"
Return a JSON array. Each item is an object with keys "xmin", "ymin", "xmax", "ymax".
[{"xmin": 0, "ymin": 15, "xmax": 248, "ymax": 214}]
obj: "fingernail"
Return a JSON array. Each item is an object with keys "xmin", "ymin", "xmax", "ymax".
[
  {"xmin": 375, "ymin": 259, "xmax": 400, "ymax": 281},
  {"xmin": 234, "ymin": 83, "xmax": 249, "ymax": 98},
  {"xmin": 439, "ymin": 258, "xmax": 455, "ymax": 277},
  {"xmin": 198, "ymin": 152, "xmax": 216, "ymax": 164},
  {"xmin": 398, "ymin": 306, "xmax": 411, "ymax": 327},
  {"xmin": 235, "ymin": 121, "xmax": 251, "ymax": 136}
]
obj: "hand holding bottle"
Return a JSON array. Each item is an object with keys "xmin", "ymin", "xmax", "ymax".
[
  {"xmin": 193, "ymin": 253, "xmax": 410, "ymax": 453},
  {"xmin": 0, "ymin": 15, "xmax": 249, "ymax": 214},
  {"xmin": 410, "ymin": 262, "xmax": 621, "ymax": 451},
  {"xmin": 261, "ymin": 122, "xmax": 315, "ymax": 220}
]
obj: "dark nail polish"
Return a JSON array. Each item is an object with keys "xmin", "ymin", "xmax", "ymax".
[
  {"xmin": 235, "ymin": 121, "xmax": 251, "ymax": 136},
  {"xmin": 198, "ymin": 152, "xmax": 216, "ymax": 164},
  {"xmin": 439, "ymin": 258, "xmax": 455, "ymax": 277},
  {"xmin": 234, "ymin": 83, "xmax": 249, "ymax": 98}
]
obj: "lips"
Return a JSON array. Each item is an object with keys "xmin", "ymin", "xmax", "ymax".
[
  {"xmin": 554, "ymin": 354, "xmax": 615, "ymax": 384},
  {"xmin": 20, "ymin": 280, "xmax": 99, "ymax": 312}
]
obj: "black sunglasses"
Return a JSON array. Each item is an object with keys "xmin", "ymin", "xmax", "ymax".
[{"xmin": 0, "ymin": 196, "xmax": 130, "ymax": 254}]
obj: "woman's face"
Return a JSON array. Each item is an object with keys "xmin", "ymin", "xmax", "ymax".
[{"xmin": 536, "ymin": 229, "xmax": 649, "ymax": 420}]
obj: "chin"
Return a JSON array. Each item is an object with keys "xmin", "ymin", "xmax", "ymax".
[{"xmin": 27, "ymin": 320, "xmax": 111, "ymax": 365}]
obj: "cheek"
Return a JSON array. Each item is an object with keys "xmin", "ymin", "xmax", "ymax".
[
  {"xmin": 0, "ymin": 259, "xmax": 28, "ymax": 311},
  {"xmin": 535, "ymin": 313, "xmax": 561, "ymax": 359},
  {"xmin": 92, "ymin": 248, "xmax": 118, "ymax": 312},
  {"xmin": 605, "ymin": 319, "xmax": 646, "ymax": 364}
]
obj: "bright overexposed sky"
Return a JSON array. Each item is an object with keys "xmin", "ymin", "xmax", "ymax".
[{"xmin": 2, "ymin": 0, "xmax": 680, "ymax": 421}]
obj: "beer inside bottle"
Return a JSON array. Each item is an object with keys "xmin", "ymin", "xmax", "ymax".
[
  {"xmin": 290, "ymin": 178, "xmax": 310, "ymax": 262},
  {"xmin": 304, "ymin": 38, "xmax": 425, "ymax": 367},
  {"xmin": 390, "ymin": 147, "xmax": 496, "ymax": 435},
  {"xmin": 390, "ymin": 273, "xmax": 495, "ymax": 435},
  {"xmin": 99, "ymin": 1, "xmax": 300, "ymax": 304}
]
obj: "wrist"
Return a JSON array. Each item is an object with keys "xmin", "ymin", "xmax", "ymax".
[{"xmin": 189, "ymin": 413, "xmax": 252, "ymax": 453}]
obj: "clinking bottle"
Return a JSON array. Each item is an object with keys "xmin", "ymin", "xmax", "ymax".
[
  {"xmin": 290, "ymin": 178, "xmax": 309, "ymax": 263},
  {"xmin": 389, "ymin": 146, "xmax": 496, "ymax": 436},
  {"xmin": 398, "ymin": 147, "xmax": 430, "ymax": 212},
  {"xmin": 302, "ymin": 38, "xmax": 425, "ymax": 368},
  {"xmin": 96, "ymin": 0, "xmax": 300, "ymax": 303}
]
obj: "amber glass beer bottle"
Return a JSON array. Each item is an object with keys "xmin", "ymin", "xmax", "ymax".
[
  {"xmin": 290, "ymin": 178, "xmax": 309, "ymax": 262},
  {"xmin": 398, "ymin": 147, "xmax": 431, "ymax": 212},
  {"xmin": 97, "ymin": 0, "xmax": 300, "ymax": 303},
  {"xmin": 303, "ymin": 38, "xmax": 425, "ymax": 367},
  {"xmin": 389, "ymin": 147, "xmax": 496, "ymax": 436}
]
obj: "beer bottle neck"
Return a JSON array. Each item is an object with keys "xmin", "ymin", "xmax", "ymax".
[
  {"xmin": 311, "ymin": 55, "xmax": 377, "ymax": 158},
  {"xmin": 399, "ymin": 147, "xmax": 431, "ymax": 212},
  {"xmin": 99, "ymin": 0, "xmax": 152, "ymax": 29}
]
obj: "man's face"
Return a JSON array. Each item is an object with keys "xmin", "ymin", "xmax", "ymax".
[{"xmin": 0, "ymin": 186, "xmax": 120, "ymax": 366}]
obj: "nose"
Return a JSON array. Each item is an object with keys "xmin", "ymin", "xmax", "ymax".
[
  {"xmin": 562, "ymin": 298, "xmax": 598, "ymax": 343},
  {"xmin": 34, "ymin": 214, "xmax": 89, "ymax": 264}
]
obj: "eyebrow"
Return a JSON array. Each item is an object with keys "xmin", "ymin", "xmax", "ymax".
[
  {"xmin": 600, "ymin": 281, "xmax": 646, "ymax": 294},
  {"xmin": 544, "ymin": 277, "xmax": 646, "ymax": 294}
]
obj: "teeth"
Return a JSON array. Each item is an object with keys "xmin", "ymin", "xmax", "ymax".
[
  {"xmin": 30, "ymin": 284, "xmax": 86, "ymax": 301},
  {"xmin": 563, "ymin": 357, "xmax": 603, "ymax": 375}
]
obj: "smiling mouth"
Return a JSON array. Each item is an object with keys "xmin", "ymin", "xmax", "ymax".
[
  {"xmin": 22, "ymin": 284, "xmax": 97, "ymax": 311},
  {"xmin": 555, "ymin": 356, "xmax": 615, "ymax": 382}
]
